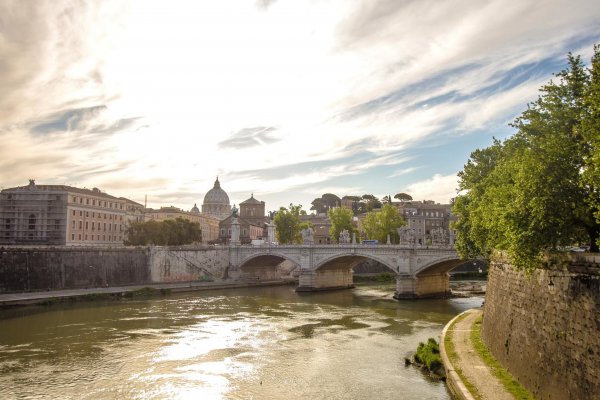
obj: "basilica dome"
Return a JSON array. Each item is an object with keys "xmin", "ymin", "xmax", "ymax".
[{"xmin": 202, "ymin": 177, "xmax": 231, "ymax": 220}]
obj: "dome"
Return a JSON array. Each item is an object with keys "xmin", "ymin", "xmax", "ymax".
[
  {"xmin": 202, "ymin": 177, "xmax": 231, "ymax": 220},
  {"xmin": 203, "ymin": 177, "xmax": 230, "ymax": 205},
  {"xmin": 190, "ymin": 203, "xmax": 200, "ymax": 213}
]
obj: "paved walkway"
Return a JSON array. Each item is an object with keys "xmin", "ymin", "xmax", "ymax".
[
  {"xmin": 0, "ymin": 280, "xmax": 294, "ymax": 306},
  {"xmin": 441, "ymin": 308, "xmax": 514, "ymax": 400}
]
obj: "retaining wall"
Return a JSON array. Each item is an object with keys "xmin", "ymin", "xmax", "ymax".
[{"xmin": 482, "ymin": 255, "xmax": 600, "ymax": 400}]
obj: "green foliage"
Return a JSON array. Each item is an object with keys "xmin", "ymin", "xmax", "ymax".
[
  {"xmin": 328, "ymin": 207, "xmax": 357, "ymax": 243},
  {"xmin": 125, "ymin": 217, "xmax": 202, "ymax": 246},
  {"xmin": 454, "ymin": 48, "xmax": 600, "ymax": 270},
  {"xmin": 361, "ymin": 204, "xmax": 405, "ymax": 243},
  {"xmin": 414, "ymin": 338, "xmax": 442, "ymax": 372},
  {"xmin": 310, "ymin": 193, "xmax": 341, "ymax": 213},
  {"xmin": 394, "ymin": 192, "xmax": 413, "ymax": 202},
  {"xmin": 274, "ymin": 204, "xmax": 306, "ymax": 244},
  {"xmin": 361, "ymin": 194, "xmax": 382, "ymax": 212}
]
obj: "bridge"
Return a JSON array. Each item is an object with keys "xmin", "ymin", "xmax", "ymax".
[{"xmin": 228, "ymin": 244, "xmax": 464, "ymax": 299}]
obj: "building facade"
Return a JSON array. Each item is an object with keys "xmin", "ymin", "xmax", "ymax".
[
  {"xmin": 395, "ymin": 200, "xmax": 456, "ymax": 245},
  {"xmin": 218, "ymin": 194, "xmax": 269, "ymax": 244},
  {"xmin": 0, "ymin": 180, "xmax": 143, "ymax": 246}
]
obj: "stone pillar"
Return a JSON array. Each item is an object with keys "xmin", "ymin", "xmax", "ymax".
[
  {"xmin": 230, "ymin": 217, "xmax": 240, "ymax": 245},
  {"xmin": 267, "ymin": 222, "xmax": 275, "ymax": 244},
  {"xmin": 296, "ymin": 270, "xmax": 317, "ymax": 291},
  {"xmin": 394, "ymin": 274, "xmax": 417, "ymax": 299}
]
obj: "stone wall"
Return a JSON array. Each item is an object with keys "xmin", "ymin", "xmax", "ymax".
[
  {"xmin": 149, "ymin": 247, "xmax": 232, "ymax": 282},
  {"xmin": 482, "ymin": 256, "xmax": 600, "ymax": 400},
  {"xmin": 0, "ymin": 247, "xmax": 150, "ymax": 292}
]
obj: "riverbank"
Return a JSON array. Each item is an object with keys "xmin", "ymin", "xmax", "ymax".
[
  {"xmin": 440, "ymin": 309, "xmax": 532, "ymax": 400},
  {"xmin": 0, "ymin": 279, "xmax": 297, "ymax": 307}
]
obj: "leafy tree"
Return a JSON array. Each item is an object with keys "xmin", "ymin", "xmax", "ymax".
[
  {"xmin": 125, "ymin": 218, "xmax": 202, "ymax": 245},
  {"xmin": 394, "ymin": 193, "xmax": 413, "ymax": 202},
  {"xmin": 454, "ymin": 48, "xmax": 600, "ymax": 270},
  {"xmin": 342, "ymin": 195, "xmax": 366, "ymax": 215},
  {"xmin": 382, "ymin": 195, "xmax": 392, "ymax": 204},
  {"xmin": 362, "ymin": 194, "xmax": 382, "ymax": 212},
  {"xmin": 310, "ymin": 193, "xmax": 341, "ymax": 214},
  {"xmin": 361, "ymin": 204, "xmax": 405, "ymax": 243},
  {"xmin": 274, "ymin": 204, "xmax": 305, "ymax": 244},
  {"xmin": 328, "ymin": 207, "xmax": 358, "ymax": 243}
]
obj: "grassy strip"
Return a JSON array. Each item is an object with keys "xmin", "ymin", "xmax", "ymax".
[
  {"xmin": 471, "ymin": 316, "xmax": 534, "ymax": 400},
  {"xmin": 444, "ymin": 313, "xmax": 482, "ymax": 400}
]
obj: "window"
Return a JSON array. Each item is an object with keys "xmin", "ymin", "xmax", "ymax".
[
  {"xmin": 85, "ymin": 234, "xmax": 87, "ymax": 240},
  {"xmin": 79, "ymin": 198, "xmax": 82, "ymax": 204},
  {"xmin": 71, "ymin": 234, "xmax": 75, "ymax": 240},
  {"xmin": 72, "ymin": 221, "xmax": 75, "ymax": 229},
  {"xmin": 80, "ymin": 211, "xmax": 83, "ymax": 216},
  {"xmin": 92, "ymin": 212, "xmax": 95, "ymax": 218},
  {"xmin": 86, "ymin": 198, "xmax": 89, "ymax": 205},
  {"xmin": 85, "ymin": 221, "xmax": 88, "ymax": 229},
  {"xmin": 28, "ymin": 214, "xmax": 36, "ymax": 230},
  {"xmin": 103, "ymin": 235, "xmax": 106, "ymax": 241},
  {"xmin": 93, "ymin": 199, "xmax": 96, "ymax": 206},
  {"xmin": 109, "ymin": 202, "xmax": 112, "ymax": 208},
  {"xmin": 73, "ymin": 196, "xmax": 76, "ymax": 202},
  {"xmin": 92, "ymin": 222, "xmax": 95, "ymax": 231},
  {"xmin": 72, "ymin": 210, "xmax": 76, "ymax": 216},
  {"xmin": 79, "ymin": 234, "xmax": 82, "ymax": 240},
  {"xmin": 79, "ymin": 221, "xmax": 82, "ymax": 229},
  {"xmin": 104, "ymin": 223, "xmax": 106, "ymax": 231},
  {"xmin": 104, "ymin": 201, "xmax": 107, "ymax": 207},
  {"xmin": 86, "ymin": 211, "xmax": 89, "ymax": 217}
]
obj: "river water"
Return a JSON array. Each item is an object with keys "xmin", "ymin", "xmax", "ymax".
[{"xmin": 0, "ymin": 284, "xmax": 482, "ymax": 400}]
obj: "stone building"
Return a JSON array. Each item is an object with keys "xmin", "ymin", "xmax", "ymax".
[
  {"xmin": 201, "ymin": 177, "xmax": 231, "ymax": 220},
  {"xmin": 300, "ymin": 214, "xmax": 332, "ymax": 244},
  {"xmin": 0, "ymin": 180, "xmax": 143, "ymax": 246},
  {"xmin": 218, "ymin": 194, "xmax": 269, "ymax": 244},
  {"xmin": 143, "ymin": 205, "xmax": 220, "ymax": 243},
  {"xmin": 395, "ymin": 200, "xmax": 456, "ymax": 245}
]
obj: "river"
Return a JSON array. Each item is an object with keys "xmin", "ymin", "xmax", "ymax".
[{"xmin": 0, "ymin": 284, "xmax": 482, "ymax": 399}]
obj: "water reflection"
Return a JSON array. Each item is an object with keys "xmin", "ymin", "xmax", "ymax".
[{"xmin": 0, "ymin": 284, "xmax": 482, "ymax": 399}]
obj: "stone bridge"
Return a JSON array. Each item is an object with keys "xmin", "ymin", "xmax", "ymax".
[{"xmin": 229, "ymin": 244, "xmax": 464, "ymax": 299}]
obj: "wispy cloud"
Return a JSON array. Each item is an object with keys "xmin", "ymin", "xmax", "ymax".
[{"xmin": 0, "ymin": 0, "xmax": 599, "ymax": 209}]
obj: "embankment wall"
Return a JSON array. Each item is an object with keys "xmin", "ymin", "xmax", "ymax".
[
  {"xmin": 482, "ymin": 255, "xmax": 600, "ymax": 400},
  {"xmin": 0, "ymin": 246, "xmax": 235, "ymax": 292}
]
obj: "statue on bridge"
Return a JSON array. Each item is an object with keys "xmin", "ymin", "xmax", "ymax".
[
  {"xmin": 339, "ymin": 229, "xmax": 351, "ymax": 244},
  {"xmin": 397, "ymin": 226, "xmax": 415, "ymax": 246},
  {"xmin": 431, "ymin": 227, "xmax": 447, "ymax": 245},
  {"xmin": 301, "ymin": 227, "xmax": 314, "ymax": 244}
]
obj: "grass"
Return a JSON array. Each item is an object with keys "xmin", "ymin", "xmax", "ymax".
[
  {"xmin": 470, "ymin": 315, "xmax": 535, "ymax": 400},
  {"xmin": 353, "ymin": 272, "xmax": 396, "ymax": 282},
  {"xmin": 414, "ymin": 338, "xmax": 443, "ymax": 373},
  {"xmin": 444, "ymin": 313, "xmax": 482, "ymax": 400}
]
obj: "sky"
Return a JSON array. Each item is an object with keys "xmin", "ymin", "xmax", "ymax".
[{"xmin": 1, "ymin": 0, "xmax": 599, "ymax": 213}]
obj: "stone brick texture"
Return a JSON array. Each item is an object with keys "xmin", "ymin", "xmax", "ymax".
[
  {"xmin": 0, "ymin": 247, "xmax": 150, "ymax": 292},
  {"xmin": 482, "ymin": 257, "xmax": 600, "ymax": 400}
]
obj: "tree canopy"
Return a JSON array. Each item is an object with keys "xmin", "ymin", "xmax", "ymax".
[
  {"xmin": 361, "ymin": 204, "xmax": 405, "ymax": 243},
  {"xmin": 310, "ymin": 193, "xmax": 341, "ymax": 214},
  {"xmin": 273, "ymin": 204, "xmax": 309, "ymax": 244},
  {"xmin": 394, "ymin": 193, "xmax": 413, "ymax": 202},
  {"xmin": 125, "ymin": 218, "xmax": 202, "ymax": 246},
  {"xmin": 453, "ymin": 47, "xmax": 600, "ymax": 270},
  {"xmin": 328, "ymin": 206, "xmax": 358, "ymax": 243}
]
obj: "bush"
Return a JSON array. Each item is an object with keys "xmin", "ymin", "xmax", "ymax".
[{"xmin": 415, "ymin": 338, "xmax": 442, "ymax": 372}]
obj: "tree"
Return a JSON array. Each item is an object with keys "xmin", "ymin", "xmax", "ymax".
[
  {"xmin": 362, "ymin": 194, "xmax": 382, "ymax": 212},
  {"xmin": 382, "ymin": 195, "xmax": 392, "ymax": 204},
  {"xmin": 361, "ymin": 204, "xmax": 405, "ymax": 243},
  {"xmin": 453, "ymin": 48, "xmax": 600, "ymax": 270},
  {"xmin": 274, "ymin": 204, "xmax": 306, "ymax": 244},
  {"xmin": 125, "ymin": 218, "xmax": 202, "ymax": 246},
  {"xmin": 310, "ymin": 193, "xmax": 341, "ymax": 214},
  {"xmin": 342, "ymin": 195, "xmax": 365, "ymax": 215},
  {"xmin": 328, "ymin": 207, "xmax": 357, "ymax": 243},
  {"xmin": 394, "ymin": 193, "xmax": 413, "ymax": 202}
]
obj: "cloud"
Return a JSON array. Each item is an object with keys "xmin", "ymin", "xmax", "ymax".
[
  {"xmin": 401, "ymin": 174, "xmax": 460, "ymax": 203},
  {"xmin": 218, "ymin": 126, "xmax": 279, "ymax": 149},
  {"xmin": 32, "ymin": 105, "xmax": 107, "ymax": 134}
]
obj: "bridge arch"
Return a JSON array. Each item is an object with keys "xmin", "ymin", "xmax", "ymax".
[
  {"xmin": 414, "ymin": 256, "xmax": 469, "ymax": 277},
  {"xmin": 238, "ymin": 253, "xmax": 300, "ymax": 281},
  {"xmin": 314, "ymin": 253, "xmax": 397, "ymax": 273}
]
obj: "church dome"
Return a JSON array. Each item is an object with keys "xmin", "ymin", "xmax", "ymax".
[
  {"xmin": 190, "ymin": 203, "xmax": 200, "ymax": 213},
  {"xmin": 202, "ymin": 177, "xmax": 231, "ymax": 220},
  {"xmin": 203, "ymin": 178, "xmax": 230, "ymax": 205}
]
